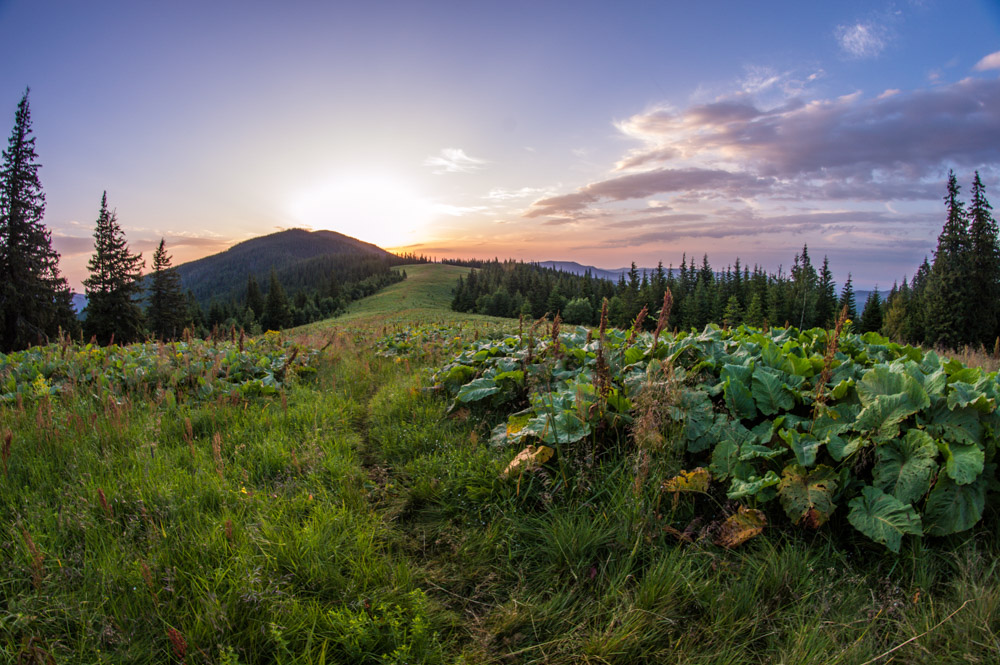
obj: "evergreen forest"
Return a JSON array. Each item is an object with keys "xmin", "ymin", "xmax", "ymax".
[{"xmin": 451, "ymin": 169, "xmax": 1000, "ymax": 351}]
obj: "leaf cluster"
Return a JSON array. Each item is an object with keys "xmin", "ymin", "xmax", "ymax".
[{"xmin": 421, "ymin": 322, "xmax": 1000, "ymax": 551}]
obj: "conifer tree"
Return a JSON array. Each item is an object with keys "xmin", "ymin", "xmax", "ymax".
[
  {"xmin": 838, "ymin": 274, "xmax": 858, "ymax": 323},
  {"xmin": 722, "ymin": 295, "xmax": 743, "ymax": 328},
  {"xmin": 924, "ymin": 171, "xmax": 971, "ymax": 347},
  {"xmin": 815, "ymin": 256, "xmax": 838, "ymax": 328},
  {"xmin": 859, "ymin": 287, "xmax": 883, "ymax": 333},
  {"xmin": 745, "ymin": 292, "xmax": 765, "ymax": 328},
  {"xmin": 790, "ymin": 244, "xmax": 818, "ymax": 329},
  {"xmin": 147, "ymin": 238, "xmax": 186, "ymax": 340},
  {"xmin": 83, "ymin": 192, "xmax": 145, "ymax": 344},
  {"xmin": 0, "ymin": 90, "xmax": 75, "ymax": 350},
  {"xmin": 966, "ymin": 171, "xmax": 999, "ymax": 345},
  {"xmin": 245, "ymin": 274, "xmax": 265, "ymax": 320},
  {"xmin": 261, "ymin": 270, "xmax": 292, "ymax": 331}
]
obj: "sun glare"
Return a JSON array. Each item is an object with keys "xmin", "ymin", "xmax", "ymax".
[{"xmin": 289, "ymin": 174, "xmax": 434, "ymax": 249}]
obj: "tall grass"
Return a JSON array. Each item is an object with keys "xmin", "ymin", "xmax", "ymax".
[{"xmin": 1, "ymin": 264, "xmax": 998, "ymax": 663}]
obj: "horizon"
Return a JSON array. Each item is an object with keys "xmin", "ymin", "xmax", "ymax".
[{"xmin": 2, "ymin": 0, "xmax": 999, "ymax": 292}]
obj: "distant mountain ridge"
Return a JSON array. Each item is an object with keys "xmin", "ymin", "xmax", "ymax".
[{"xmin": 537, "ymin": 260, "xmax": 678, "ymax": 282}]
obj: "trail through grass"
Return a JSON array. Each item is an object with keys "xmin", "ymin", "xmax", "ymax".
[{"xmin": 2, "ymin": 264, "xmax": 998, "ymax": 664}]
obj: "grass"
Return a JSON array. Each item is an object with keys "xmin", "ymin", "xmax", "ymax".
[{"xmin": 2, "ymin": 263, "xmax": 999, "ymax": 663}]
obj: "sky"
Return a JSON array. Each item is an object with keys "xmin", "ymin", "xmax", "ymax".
[{"xmin": 1, "ymin": 0, "xmax": 999, "ymax": 291}]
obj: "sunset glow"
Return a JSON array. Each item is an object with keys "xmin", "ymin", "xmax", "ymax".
[
  {"xmin": 289, "ymin": 174, "xmax": 435, "ymax": 248},
  {"xmin": 0, "ymin": 1, "xmax": 998, "ymax": 290}
]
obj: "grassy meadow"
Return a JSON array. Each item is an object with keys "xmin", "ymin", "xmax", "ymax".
[{"xmin": 2, "ymin": 264, "xmax": 999, "ymax": 664}]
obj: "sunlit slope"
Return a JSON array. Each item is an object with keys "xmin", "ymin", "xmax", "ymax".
[{"xmin": 300, "ymin": 263, "xmax": 510, "ymax": 329}]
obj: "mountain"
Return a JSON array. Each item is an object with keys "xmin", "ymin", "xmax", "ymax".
[
  {"xmin": 172, "ymin": 228, "xmax": 401, "ymax": 303},
  {"xmin": 537, "ymin": 260, "xmax": 679, "ymax": 282}
]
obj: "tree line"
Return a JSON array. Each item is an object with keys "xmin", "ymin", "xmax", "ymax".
[
  {"xmin": 0, "ymin": 90, "xmax": 414, "ymax": 351},
  {"xmin": 451, "ymin": 171, "xmax": 999, "ymax": 350},
  {"xmin": 449, "ymin": 249, "xmax": 862, "ymax": 333}
]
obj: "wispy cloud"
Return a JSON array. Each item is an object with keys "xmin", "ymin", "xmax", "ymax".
[
  {"xmin": 572, "ymin": 209, "xmax": 937, "ymax": 249},
  {"xmin": 484, "ymin": 186, "xmax": 550, "ymax": 201},
  {"xmin": 974, "ymin": 50, "xmax": 1000, "ymax": 71},
  {"xmin": 835, "ymin": 21, "xmax": 890, "ymax": 59},
  {"xmin": 423, "ymin": 148, "xmax": 487, "ymax": 174},
  {"xmin": 527, "ymin": 168, "xmax": 774, "ymax": 218}
]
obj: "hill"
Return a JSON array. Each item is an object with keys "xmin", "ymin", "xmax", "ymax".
[{"xmin": 173, "ymin": 228, "xmax": 399, "ymax": 303}]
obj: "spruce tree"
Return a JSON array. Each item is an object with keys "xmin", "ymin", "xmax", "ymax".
[
  {"xmin": 745, "ymin": 292, "xmax": 765, "ymax": 328},
  {"xmin": 261, "ymin": 270, "xmax": 292, "ymax": 331},
  {"xmin": 838, "ymin": 274, "xmax": 858, "ymax": 323},
  {"xmin": 790, "ymin": 244, "xmax": 818, "ymax": 329},
  {"xmin": 245, "ymin": 274, "xmax": 265, "ymax": 321},
  {"xmin": 924, "ymin": 171, "xmax": 971, "ymax": 348},
  {"xmin": 83, "ymin": 192, "xmax": 145, "ymax": 344},
  {"xmin": 147, "ymin": 238, "xmax": 186, "ymax": 340},
  {"xmin": 859, "ymin": 287, "xmax": 883, "ymax": 333},
  {"xmin": 0, "ymin": 90, "xmax": 75, "ymax": 350},
  {"xmin": 966, "ymin": 171, "xmax": 1000, "ymax": 346},
  {"xmin": 815, "ymin": 256, "xmax": 838, "ymax": 328}
]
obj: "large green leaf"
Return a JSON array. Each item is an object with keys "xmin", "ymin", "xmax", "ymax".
[
  {"xmin": 854, "ymin": 367, "xmax": 930, "ymax": 440},
  {"xmin": 847, "ymin": 486, "xmax": 922, "ymax": 553},
  {"xmin": 724, "ymin": 375, "xmax": 757, "ymax": 420},
  {"xmin": 455, "ymin": 377, "xmax": 500, "ymax": 403},
  {"xmin": 710, "ymin": 438, "xmax": 747, "ymax": 480},
  {"xmin": 752, "ymin": 367, "xmax": 795, "ymax": 416},
  {"xmin": 872, "ymin": 429, "xmax": 937, "ymax": 504},
  {"xmin": 936, "ymin": 440, "xmax": 984, "ymax": 485},
  {"xmin": 681, "ymin": 390, "xmax": 715, "ymax": 443},
  {"xmin": 778, "ymin": 428, "xmax": 823, "ymax": 467},
  {"xmin": 539, "ymin": 410, "xmax": 591, "ymax": 444},
  {"xmin": 778, "ymin": 464, "xmax": 838, "ymax": 527},
  {"xmin": 727, "ymin": 470, "xmax": 781, "ymax": 501},
  {"xmin": 947, "ymin": 381, "xmax": 994, "ymax": 412},
  {"xmin": 924, "ymin": 404, "xmax": 982, "ymax": 445},
  {"xmin": 922, "ymin": 474, "xmax": 986, "ymax": 536}
]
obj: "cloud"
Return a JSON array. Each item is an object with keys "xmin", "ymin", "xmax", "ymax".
[
  {"xmin": 50, "ymin": 234, "xmax": 94, "ymax": 256},
  {"xmin": 526, "ymin": 168, "xmax": 775, "ymax": 218},
  {"xmin": 835, "ymin": 21, "xmax": 889, "ymax": 59},
  {"xmin": 573, "ymin": 209, "xmax": 935, "ymax": 249},
  {"xmin": 974, "ymin": 50, "xmax": 1000, "ymax": 71},
  {"xmin": 485, "ymin": 186, "xmax": 550, "ymax": 201},
  {"xmin": 423, "ymin": 148, "xmax": 487, "ymax": 174},
  {"xmin": 613, "ymin": 77, "xmax": 1000, "ymax": 182}
]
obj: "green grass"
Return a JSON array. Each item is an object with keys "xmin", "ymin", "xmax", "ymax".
[{"xmin": 2, "ymin": 264, "xmax": 999, "ymax": 663}]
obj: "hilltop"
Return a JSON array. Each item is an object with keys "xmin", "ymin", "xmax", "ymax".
[{"xmin": 172, "ymin": 228, "xmax": 399, "ymax": 303}]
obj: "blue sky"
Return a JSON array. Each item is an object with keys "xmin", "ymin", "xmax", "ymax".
[{"xmin": 1, "ymin": 0, "xmax": 999, "ymax": 290}]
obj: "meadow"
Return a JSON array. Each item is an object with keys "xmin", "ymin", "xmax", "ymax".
[{"xmin": 2, "ymin": 264, "xmax": 998, "ymax": 664}]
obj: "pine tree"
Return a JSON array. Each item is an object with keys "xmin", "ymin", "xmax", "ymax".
[
  {"xmin": 838, "ymin": 274, "xmax": 858, "ymax": 323},
  {"xmin": 0, "ymin": 90, "xmax": 75, "ymax": 350},
  {"xmin": 815, "ymin": 256, "xmax": 838, "ymax": 328},
  {"xmin": 859, "ymin": 287, "xmax": 883, "ymax": 333},
  {"xmin": 790, "ymin": 244, "xmax": 818, "ymax": 329},
  {"xmin": 966, "ymin": 171, "xmax": 1000, "ymax": 346},
  {"xmin": 245, "ymin": 274, "xmax": 265, "ymax": 320},
  {"xmin": 147, "ymin": 238, "xmax": 187, "ymax": 340},
  {"xmin": 745, "ymin": 292, "xmax": 765, "ymax": 328},
  {"xmin": 83, "ymin": 192, "xmax": 145, "ymax": 344},
  {"xmin": 722, "ymin": 295, "xmax": 743, "ymax": 328},
  {"xmin": 924, "ymin": 171, "xmax": 971, "ymax": 348},
  {"xmin": 261, "ymin": 270, "xmax": 292, "ymax": 331}
]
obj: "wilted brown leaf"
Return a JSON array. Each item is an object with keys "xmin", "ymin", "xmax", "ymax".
[
  {"xmin": 501, "ymin": 445, "xmax": 555, "ymax": 478},
  {"xmin": 714, "ymin": 506, "xmax": 767, "ymax": 548}
]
